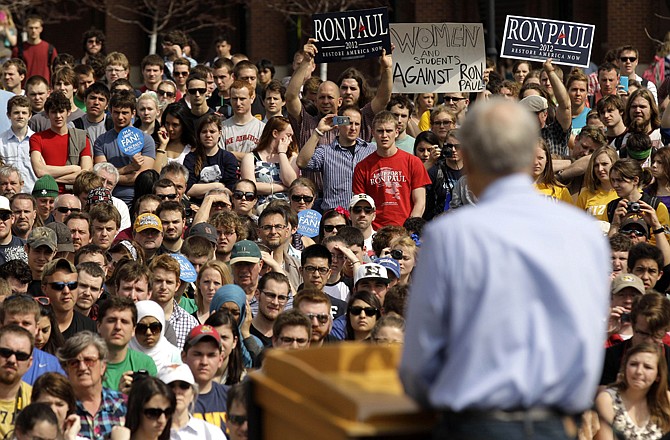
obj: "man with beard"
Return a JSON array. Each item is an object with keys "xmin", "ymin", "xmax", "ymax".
[
  {"xmin": 132, "ymin": 213, "xmax": 164, "ymax": 262},
  {"xmin": 349, "ymin": 194, "xmax": 376, "ymax": 253},
  {"xmin": 10, "ymin": 195, "xmax": 36, "ymax": 241},
  {"xmin": 42, "ymin": 258, "xmax": 96, "ymax": 339},
  {"xmin": 622, "ymin": 88, "xmax": 663, "ymax": 150},
  {"xmin": 210, "ymin": 211, "xmax": 245, "ymax": 263},
  {"xmin": 250, "ymin": 272, "xmax": 291, "ymax": 347},
  {"xmin": 294, "ymin": 289, "xmax": 337, "ymax": 346},
  {"xmin": 0, "ymin": 195, "xmax": 27, "ymax": 265},
  {"xmin": 0, "ymin": 166, "xmax": 24, "ymax": 198},
  {"xmin": 52, "ymin": 194, "xmax": 81, "ymax": 223},
  {"xmin": 0, "ymin": 325, "xmax": 34, "ymax": 438},
  {"xmin": 257, "ymin": 205, "xmax": 302, "ymax": 292},
  {"xmin": 157, "ymin": 201, "xmax": 185, "ymax": 253}
]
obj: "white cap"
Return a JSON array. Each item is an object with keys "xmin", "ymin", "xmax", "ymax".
[
  {"xmin": 354, "ymin": 263, "xmax": 389, "ymax": 285},
  {"xmin": 0, "ymin": 196, "xmax": 10, "ymax": 212},
  {"xmin": 157, "ymin": 363, "xmax": 195, "ymax": 386},
  {"xmin": 349, "ymin": 194, "xmax": 376, "ymax": 210}
]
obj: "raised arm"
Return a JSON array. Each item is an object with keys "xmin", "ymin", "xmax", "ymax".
[
  {"xmin": 297, "ymin": 114, "xmax": 335, "ymax": 169},
  {"xmin": 286, "ymin": 39, "xmax": 318, "ymax": 123},
  {"xmin": 370, "ymin": 47, "xmax": 394, "ymax": 114},
  {"xmin": 544, "ymin": 59, "xmax": 571, "ymax": 131}
]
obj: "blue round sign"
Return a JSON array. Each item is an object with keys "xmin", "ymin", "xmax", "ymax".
[
  {"xmin": 297, "ymin": 209, "xmax": 322, "ymax": 238},
  {"xmin": 169, "ymin": 253, "xmax": 198, "ymax": 283},
  {"xmin": 118, "ymin": 126, "xmax": 144, "ymax": 156}
]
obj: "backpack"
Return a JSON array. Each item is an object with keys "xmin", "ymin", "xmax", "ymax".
[
  {"xmin": 17, "ymin": 41, "xmax": 55, "ymax": 66},
  {"xmin": 66, "ymin": 127, "xmax": 89, "ymax": 166},
  {"xmin": 642, "ymin": 55, "xmax": 667, "ymax": 87}
]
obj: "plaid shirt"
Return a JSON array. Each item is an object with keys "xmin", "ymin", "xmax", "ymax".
[
  {"xmin": 541, "ymin": 120, "xmax": 571, "ymax": 158},
  {"xmin": 168, "ymin": 300, "xmax": 199, "ymax": 350},
  {"xmin": 76, "ymin": 387, "xmax": 126, "ymax": 439}
]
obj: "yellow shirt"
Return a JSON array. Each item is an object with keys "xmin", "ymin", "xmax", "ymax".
[
  {"xmin": 535, "ymin": 183, "xmax": 573, "ymax": 205},
  {"xmin": 419, "ymin": 110, "xmax": 431, "ymax": 132},
  {"xmin": 0, "ymin": 382, "xmax": 31, "ymax": 439},
  {"xmin": 576, "ymin": 187, "xmax": 618, "ymax": 221}
]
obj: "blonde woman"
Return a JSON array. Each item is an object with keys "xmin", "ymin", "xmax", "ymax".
[{"xmin": 195, "ymin": 261, "xmax": 233, "ymax": 323}]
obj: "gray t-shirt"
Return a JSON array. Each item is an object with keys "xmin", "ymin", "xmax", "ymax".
[{"xmin": 221, "ymin": 117, "xmax": 265, "ymax": 154}]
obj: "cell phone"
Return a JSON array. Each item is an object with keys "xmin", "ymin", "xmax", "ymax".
[
  {"xmin": 621, "ymin": 312, "xmax": 631, "ymax": 323},
  {"xmin": 620, "ymin": 76, "xmax": 629, "ymax": 93},
  {"xmin": 332, "ymin": 116, "xmax": 350, "ymax": 126}
]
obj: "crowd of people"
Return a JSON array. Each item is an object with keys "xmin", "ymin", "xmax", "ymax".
[{"xmin": 0, "ymin": 6, "xmax": 664, "ymax": 439}]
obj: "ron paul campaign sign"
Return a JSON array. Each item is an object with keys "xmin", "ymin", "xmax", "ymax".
[
  {"xmin": 501, "ymin": 16, "xmax": 595, "ymax": 68},
  {"xmin": 390, "ymin": 23, "xmax": 486, "ymax": 94},
  {"xmin": 312, "ymin": 7, "xmax": 391, "ymax": 63}
]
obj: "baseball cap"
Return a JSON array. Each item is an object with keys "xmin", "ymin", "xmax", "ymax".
[
  {"xmin": 45, "ymin": 222, "xmax": 75, "ymax": 253},
  {"xmin": 32, "ymin": 175, "xmax": 58, "ymax": 198},
  {"xmin": 157, "ymin": 363, "xmax": 195, "ymax": 386},
  {"xmin": 27, "ymin": 227, "xmax": 58, "ymax": 252},
  {"xmin": 87, "ymin": 187, "xmax": 113, "ymax": 206},
  {"xmin": 185, "ymin": 324, "xmax": 222, "ymax": 348},
  {"xmin": 374, "ymin": 257, "xmax": 400, "ymax": 279},
  {"xmin": 620, "ymin": 216, "xmax": 649, "ymax": 238},
  {"xmin": 611, "ymin": 273, "xmax": 645, "ymax": 296},
  {"xmin": 230, "ymin": 240, "xmax": 261, "ymax": 265},
  {"xmin": 354, "ymin": 263, "xmax": 389, "ymax": 285},
  {"xmin": 0, "ymin": 196, "xmax": 10, "ymax": 212},
  {"xmin": 519, "ymin": 95, "xmax": 548, "ymax": 112},
  {"xmin": 188, "ymin": 222, "xmax": 217, "ymax": 245},
  {"xmin": 349, "ymin": 194, "xmax": 376, "ymax": 210},
  {"xmin": 134, "ymin": 213, "xmax": 163, "ymax": 233}
]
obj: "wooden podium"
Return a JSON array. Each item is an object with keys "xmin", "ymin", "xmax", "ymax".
[{"xmin": 248, "ymin": 342, "xmax": 437, "ymax": 439}]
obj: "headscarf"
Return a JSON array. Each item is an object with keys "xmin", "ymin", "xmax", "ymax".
[
  {"xmin": 210, "ymin": 284, "xmax": 253, "ymax": 367},
  {"xmin": 129, "ymin": 300, "xmax": 182, "ymax": 371}
]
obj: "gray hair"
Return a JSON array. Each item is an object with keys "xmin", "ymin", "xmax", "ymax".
[
  {"xmin": 0, "ymin": 165, "xmax": 23, "ymax": 182},
  {"xmin": 93, "ymin": 162, "xmax": 120, "ymax": 183},
  {"xmin": 160, "ymin": 162, "xmax": 189, "ymax": 182},
  {"xmin": 137, "ymin": 91, "xmax": 160, "ymax": 112},
  {"xmin": 57, "ymin": 331, "xmax": 108, "ymax": 366},
  {"xmin": 458, "ymin": 98, "xmax": 538, "ymax": 175}
]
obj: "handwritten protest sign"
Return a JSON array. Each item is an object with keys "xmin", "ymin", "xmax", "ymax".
[
  {"xmin": 390, "ymin": 23, "xmax": 486, "ymax": 94},
  {"xmin": 298, "ymin": 210, "xmax": 322, "ymax": 238},
  {"xmin": 501, "ymin": 16, "xmax": 595, "ymax": 68},
  {"xmin": 118, "ymin": 126, "xmax": 144, "ymax": 156},
  {"xmin": 312, "ymin": 7, "xmax": 391, "ymax": 63}
]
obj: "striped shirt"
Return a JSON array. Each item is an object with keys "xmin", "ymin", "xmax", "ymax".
[{"xmin": 305, "ymin": 137, "xmax": 376, "ymax": 211}]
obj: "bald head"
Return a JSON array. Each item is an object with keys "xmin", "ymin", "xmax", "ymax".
[
  {"xmin": 316, "ymin": 81, "xmax": 341, "ymax": 115},
  {"xmin": 54, "ymin": 194, "xmax": 82, "ymax": 223}
]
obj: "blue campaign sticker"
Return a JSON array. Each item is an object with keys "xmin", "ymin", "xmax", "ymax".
[
  {"xmin": 170, "ymin": 253, "xmax": 198, "ymax": 283},
  {"xmin": 298, "ymin": 209, "xmax": 322, "ymax": 238},
  {"xmin": 118, "ymin": 126, "xmax": 144, "ymax": 156}
]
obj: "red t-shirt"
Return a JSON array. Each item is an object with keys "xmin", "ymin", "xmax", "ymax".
[
  {"xmin": 29, "ymin": 129, "xmax": 92, "ymax": 193},
  {"xmin": 13, "ymin": 40, "xmax": 57, "ymax": 84},
  {"xmin": 353, "ymin": 148, "xmax": 431, "ymax": 228}
]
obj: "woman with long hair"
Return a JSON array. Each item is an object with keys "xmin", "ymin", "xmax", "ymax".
[
  {"xmin": 413, "ymin": 131, "xmax": 442, "ymax": 171},
  {"xmin": 409, "ymin": 92, "xmax": 436, "ymax": 136},
  {"xmin": 345, "ymin": 291, "xmax": 382, "ymax": 341},
  {"xmin": 35, "ymin": 304, "xmax": 65, "ymax": 356},
  {"xmin": 576, "ymin": 146, "xmax": 619, "ymax": 222},
  {"xmin": 594, "ymin": 343, "xmax": 670, "ymax": 439},
  {"xmin": 317, "ymin": 207, "xmax": 351, "ymax": 243},
  {"xmin": 113, "ymin": 377, "xmax": 176, "ymax": 440},
  {"xmin": 194, "ymin": 261, "xmax": 233, "ymax": 324},
  {"xmin": 647, "ymin": 148, "xmax": 670, "ymax": 208},
  {"xmin": 231, "ymin": 179, "xmax": 258, "ymax": 221},
  {"xmin": 512, "ymin": 60, "xmax": 532, "ymax": 84},
  {"xmin": 204, "ymin": 310, "xmax": 245, "ymax": 385},
  {"xmin": 31, "ymin": 373, "xmax": 82, "ymax": 440},
  {"xmin": 153, "ymin": 103, "xmax": 196, "ymax": 172},
  {"xmin": 240, "ymin": 116, "xmax": 299, "ymax": 206},
  {"xmin": 129, "ymin": 301, "xmax": 182, "ymax": 371},
  {"xmin": 183, "ymin": 114, "xmax": 238, "ymax": 201},
  {"xmin": 389, "ymin": 236, "xmax": 418, "ymax": 285},
  {"xmin": 532, "ymin": 140, "xmax": 572, "ymax": 204}
]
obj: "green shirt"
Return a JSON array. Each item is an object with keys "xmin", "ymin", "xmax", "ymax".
[
  {"xmin": 103, "ymin": 349, "xmax": 157, "ymax": 391},
  {"xmin": 179, "ymin": 296, "xmax": 198, "ymax": 315}
]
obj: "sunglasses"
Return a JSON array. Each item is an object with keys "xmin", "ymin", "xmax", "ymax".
[
  {"xmin": 620, "ymin": 57, "xmax": 637, "ymax": 62},
  {"xmin": 351, "ymin": 206, "xmax": 373, "ymax": 215},
  {"xmin": 228, "ymin": 415, "xmax": 248, "ymax": 426},
  {"xmin": 444, "ymin": 96, "xmax": 466, "ymax": 102},
  {"xmin": 432, "ymin": 120, "xmax": 454, "ymax": 126},
  {"xmin": 188, "ymin": 88, "xmax": 207, "ymax": 95},
  {"xmin": 0, "ymin": 347, "xmax": 31, "ymax": 361},
  {"xmin": 622, "ymin": 229, "xmax": 646, "ymax": 237},
  {"xmin": 212, "ymin": 201, "xmax": 230, "ymax": 209},
  {"xmin": 87, "ymin": 39, "xmax": 102, "ymax": 45},
  {"xmin": 66, "ymin": 356, "xmax": 99, "ymax": 369},
  {"xmin": 136, "ymin": 322, "xmax": 162, "ymax": 334},
  {"xmin": 349, "ymin": 306, "xmax": 378, "ymax": 317},
  {"xmin": 233, "ymin": 191, "xmax": 256, "ymax": 201},
  {"xmin": 157, "ymin": 194, "xmax": 178, "ymax": 200},
  {"xmin": 323, "ymin": 224, "xmax": 346, "ymax": 233},
  {"xmin": 0, "ymin": 212, "xmax": 11, "ymax": 221},
  {"xmin": 48, "ymin": 281, "xmax": 78, "ymax": 291},
  {"xmin": 56, "ymin": 206, "xmax": 81, "ymax": 214},
  {"xmin": 169, "ymin": 381, "xmax": 191, "ymax": 391},
  {"xmin": 173, "ymin": 71, "xmax": 189, "ymax": 77},
  {"xmin": 143, "ymin": 407, "xmax": 174, "ymax": 420},
  {"xmin": 291, "ymin": 194, "xmax": 314, "ymax": 203},
  {"xmin": 157, "ymin": 89, "xmax": 176, "ymax": 98},
  {"xmin": 306, "ymin": 313, "xmax": 329, "ymax": 325}
]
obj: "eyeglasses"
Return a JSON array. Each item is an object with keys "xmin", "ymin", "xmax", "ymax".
[
  {"xmin": 259, "ymin": 224, "xmax": 287, "ymax": 232},
  {"xmin": 136, "ymin": 322, "xmax": 162, "ymax": 334},
  {"xmin": 228, "ymin": 414, "xmax": 248, "ymax": 426},
  {"xmin": 433, "ymin": 119, "xmax": 454, "ymax": 126},
  {"xmin": 56, "ymin": 206, "xmax": 81, "ymax": 214},
  {"xmin": 278, "ymin": 336, "xmax": 308, "ymax": 345},
  {"xmin": 188, "ymin": 88, "xmax": 207, "ymax": 95},
  {"xmin": 622, "ymin": 229, "xmax": 646, "ymax": 237},
  {"xmin": 233, "ymin": 191, "xmax": 256, "ymax": 201},
  {"xmin": 620, "ymin": 57, "xmax": 637, "ymax": 63},
  {"xmin": 261, "ymin": 290, "xmax": 289, "ymax": 302},
  {"xmin": 323, "ymin": 224, "xmax": 346, "ymax": 233},
  {"xmin": 157, "ymin": 89, "xmax": 176, "ymax": 98},
  {"xmin": 66, "ymin": 356, "xmax": 99, "ymax": 369},
  {"xmin": 173, "ymin": 71, "xmax": 189, "ymax": 77},
  {"xmin": 349, "ymin": 306, "xmax": 378, "ymax": 317},
  {"xmin": 48, "ymin": 281, "xmax": 78, "ymax": 291},
  {"xmin": 143, "ymin": 407, "xmax": 174, "ymax": 420},
  {"xmin": 217, "ymin": 229, "xmax": 236, "ymax": 238},
  {"xmin": 305, "ymin": 313, "xmax": 329, "ymax": 325},
  {"xmin": 351, "ymin": 206, "xmax": 373, "ymax": 215},
  {"xmin": 444, "ymin": 96, "xmax": 466, "ymax": 103},
  {"xmin": 157, "ymin": 194, "xmax": 178, "ymax": 200},
  {"xmin": 304, "ymin": 265, "xmax": 329, "ymax": 275},
  {"xmin": 0, "ymin": 347, "xmax": 31, "ymax": 361},
  {"xmin": 291, "ymin": 194, "xmax": 314, "ymax": 203},
  {"xmin": 169, "ymin": 381, "xmax": 191, "ymax": 391},
  {"xmin": 0, "ymin": 212, "xmax": 11, "ymax": 221},
  {"xmin": 444, "ymin": 143, "xmax": 460, "ymax": 149}
]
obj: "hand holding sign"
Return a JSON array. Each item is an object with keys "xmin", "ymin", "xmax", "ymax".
[{"xmin": 118, "ymin": 126, "xmax": 145, "ymax": 156}]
